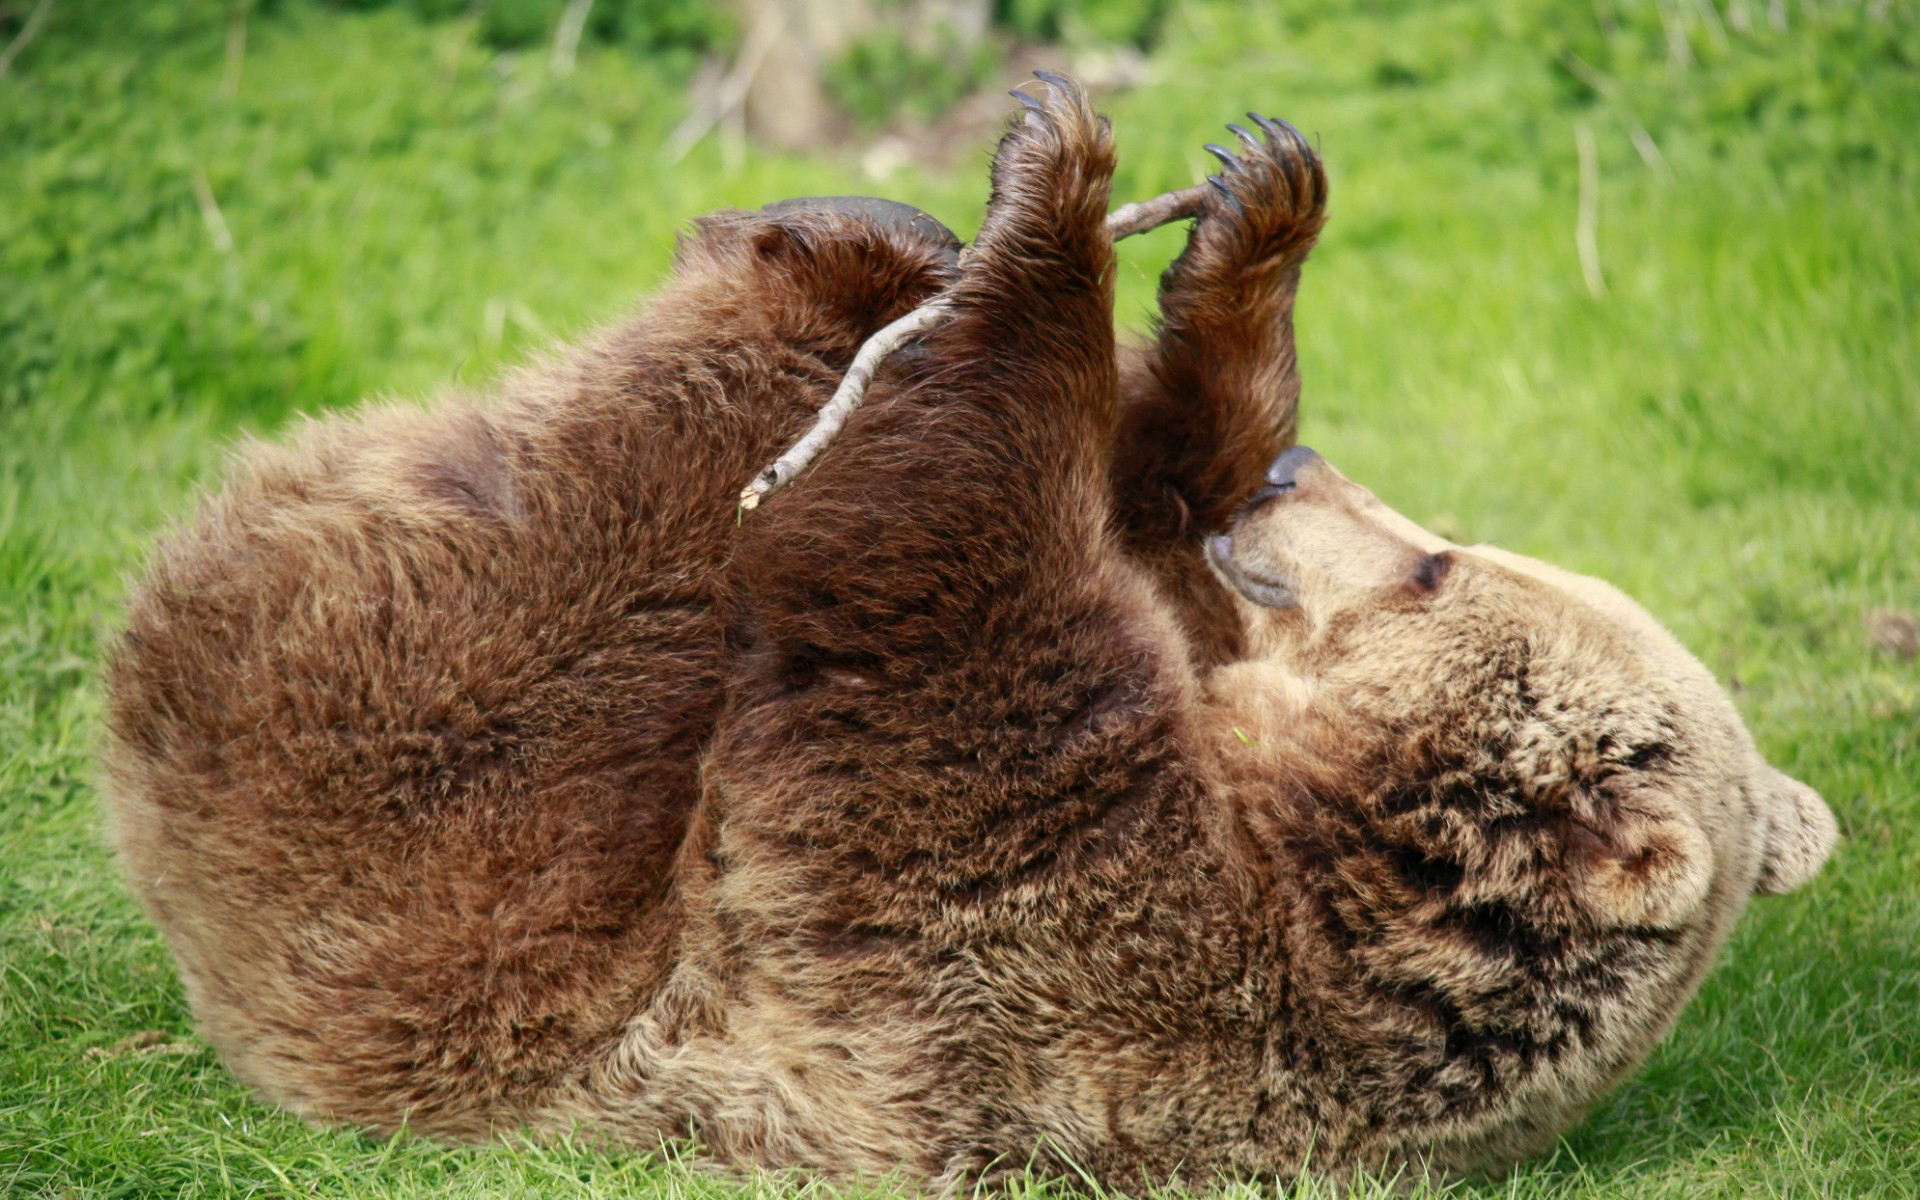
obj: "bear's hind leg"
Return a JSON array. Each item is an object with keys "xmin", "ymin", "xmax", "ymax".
[{"xmin": 716, "ymin": 75, "xmax": 1179, "ymax": 899}]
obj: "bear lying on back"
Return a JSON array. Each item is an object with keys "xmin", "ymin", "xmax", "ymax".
[{"xmin": 104, "ymin": 75, "xmax": 1835, "ymax": 1188}]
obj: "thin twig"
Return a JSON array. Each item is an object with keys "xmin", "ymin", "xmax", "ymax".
[
  {"xmin": 721, "ymin": 89, "xmax": 746, "ymax": 177},
  {"xmin": 1692, "ymin": 0, "xmax": 1730, "ymax": 49},
  {"xmin": 221, "ymin": 4, "xmax": 246, "ymax": 100},
  {"xmin": 738, "ymin": 301, "xmax": 954, "ymax": 511},
  {"xmin": 1560, "ymin": 51, "xmax": 1673, "ymax": 184},
  {"xmin": 737, "ymin": 182, "xmax": 1214, "ymax": 513},
  {"xmin": 1658, "ymin": 0, "xmax": 1697, "ymax": 70},
  {"xmin": 0, "ymin": 0, "xmax": 55, "ymax": 78},
  {"xmin": 664, "ymin": 7, "xmax": 784, "ymax": 164},
  {"xmin": 1628, "ymin": 126, "xmax": 1672, "ymax": 183},
  {"xmin": 1574, "ymin": 121, "xmax": 1607, "ymax": 299},
  {"xmin": 550, "ymin": 0, "xmax": 593, "ymax": 78},
  {"xmin": 192, "ymin": 169, "xmax": 236, "ymax": 256}
]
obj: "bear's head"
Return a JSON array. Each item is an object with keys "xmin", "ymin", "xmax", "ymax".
[{"xmin": 1205, "ymin": 446, "xmax": 1836, "ymax": 938}]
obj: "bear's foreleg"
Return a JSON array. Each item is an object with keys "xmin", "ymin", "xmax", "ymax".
[{"xmin": 1109, "ymin": 116, "xmax": 1328, "ymax": 662}]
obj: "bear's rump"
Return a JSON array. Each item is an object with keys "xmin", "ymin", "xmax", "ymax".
[{"xmin": 103, "ymin": 391, "xmax": 739, "ymax": 1134}]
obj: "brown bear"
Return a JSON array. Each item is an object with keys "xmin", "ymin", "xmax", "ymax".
[{"xmin": 103, "ymin": 75, "xmax": 1836, "ymax": 1189}]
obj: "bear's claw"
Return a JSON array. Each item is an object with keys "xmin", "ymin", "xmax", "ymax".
[
  {"xmin": 970, "ymin": 71, "xmax": 1114, "ymax": 295},
  {"xmin": 1206, "ymin": 174, "xmax": 1243, "ymax": 214},
  {"xmin": 1249, "ymin": 112, "xmax": 1305, "ymax": 148},
  {"xmin": 1204, "ymin": 144, "xmax": 1246, "ymax": 174},
  {"xmin": 1009, "ymin": 72, "xmax": 1087, "ymax": 134},
  {"xmin": 1175, "ymin": 109, "xmax": 1328, "ymax": 274}
]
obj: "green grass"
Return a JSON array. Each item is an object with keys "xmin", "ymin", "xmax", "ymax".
[{"xmin": 3, "ymin": 0, "xmax": 1916, "ymax": 1196}]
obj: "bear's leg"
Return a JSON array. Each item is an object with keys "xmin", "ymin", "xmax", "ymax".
[
  {"xmin": 691, "ymin": 82, "xmax": 1228, "ymax": 1180},
  {"xmin": 728, "ymin": 72, "xmax": 1120, "ymax": 648},
  {"xmin": 1109, "ymin": 116, "xmax": 1327, "ymax": 663},
  {"xmin": 715, "ymin": 75, "xmax": 1187, "ymax": 903}
]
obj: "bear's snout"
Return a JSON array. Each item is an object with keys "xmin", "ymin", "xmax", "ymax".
[
  {"xmin": 1264, "ymin": 444, "xmax": 1322, "ymax": 489},
  {"xmin": 1238, "ymin": 446, "xmax": 1323, "ymax": 516}
]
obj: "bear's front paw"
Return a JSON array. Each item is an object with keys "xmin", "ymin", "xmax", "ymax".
[{"xmin": 1175, "ymin": 114, "xmax": 1328, "ymax": 286}]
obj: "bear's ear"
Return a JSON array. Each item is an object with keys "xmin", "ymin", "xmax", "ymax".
[
  {"xmin": 1565, "ymin": 800, "xmax": 1714, "ymax": 929},
  {"xmin": 1754, "ymin": 768, "xmax": 1838, "ymax": 895}
]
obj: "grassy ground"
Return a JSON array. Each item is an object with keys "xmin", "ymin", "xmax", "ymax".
[{"xmin": 3, "ymin": 1, "xmax": 1916, "ymax": 1196}]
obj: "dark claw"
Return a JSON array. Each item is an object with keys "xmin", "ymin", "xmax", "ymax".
[
  {"xmin": 1206, "ymin": 174, "xmax": 1243, "ymax": 212},
  {"xmin": 1226, "ymin": 122, "xmax": 1262, "ymax": 152},
  {"xmin": 1204, "ymin": 144, "xmax": 1245, "ymax": 174},
  {"xmin": 1009, "ymin": 89, "xmax": 1044, "ymax": 114},
  {"xmin": 1249, "ymin": 112, "xmax": 1308, "ymax": 153},
  {"xmin": 1031, "ymin": 68, "xmax": 1076, "ymax": 93}
]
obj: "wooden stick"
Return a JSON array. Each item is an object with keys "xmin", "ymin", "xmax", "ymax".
[
  {"xmin": 1106, "ymin": 182, "xmax": 1210, "ymax": 239},
  {"xmin": 737, "ymin": 182, "xmax": 1211, "ymax": 513},
  {"xmin": 737, "ymin": 300, "xmax": 954, "ymax": 511}
]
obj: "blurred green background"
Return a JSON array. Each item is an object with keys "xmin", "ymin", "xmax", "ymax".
[{"xmin": 2, "ymin": 1, "xmax": 1916, "ymax": 1196}]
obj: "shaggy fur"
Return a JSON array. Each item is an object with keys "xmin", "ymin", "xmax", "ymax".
[{"xmin": 104, "ymin": 78, "xmax": 1835, "ymax": 1189}]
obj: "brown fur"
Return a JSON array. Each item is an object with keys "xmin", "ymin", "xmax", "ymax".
[{"xmin": 104, "ymin": 79, "xmax": 1834, "ymax": 1189}]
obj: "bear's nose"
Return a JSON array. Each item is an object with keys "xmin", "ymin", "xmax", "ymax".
[{"xmin": 1264, "ymin": 445, "xmax": 1322, "ymax": 491}]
